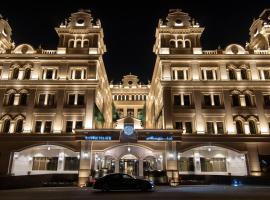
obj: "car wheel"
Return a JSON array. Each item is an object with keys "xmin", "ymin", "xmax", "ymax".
[{"xmin": 102, "ymin": 184, "xmax": 110, "ymax": 192}]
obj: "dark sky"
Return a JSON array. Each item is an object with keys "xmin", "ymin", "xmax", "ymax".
[{"xmin": 1, "ymin": 0, "xmax": 270, "ymax": 83}]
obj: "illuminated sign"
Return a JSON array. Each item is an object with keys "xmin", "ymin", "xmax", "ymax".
[
  {"xmin": 84, "ymin": 136, "xmax": 112, "ymax": 141},
  {"xmin": 123, "ymin": 124, "xmax": 134, "ymax": 136},
  {"xmin": 145, "ymin": 136, "xmax": 173, "ymax": 141}
]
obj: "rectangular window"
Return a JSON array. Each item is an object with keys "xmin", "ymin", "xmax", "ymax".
[
  {"xmin": 175, "ymin": 122, "xmax": 183, "ymax": 129},
  {"xmin": 68, "ymin": 94, "xmax": 76, "ymax": 105},
  {"xmin": 75, "ymin": 121, "xmax": 83, "ymax": 129},
  {"xmin": 264, "ymin": 70, "xmax": 270, "ymax": 79},
  {"xmin": 213, "ymin": 95, "xmax": 221, "ymax": 106},
  {"xmin": 75, "ymin": 70, "xmax": 82, "ymax": 79},
  {"xmin": 200, "ymin": 158, "xmax": 227, "ymax": 172},
  {"xmin": 35, "ymin": 121, "xmax": 42, "ymax": 133},
  {"xmin": 185, "ymin": 122, "xmax": 192, "ymax": 133},
  {"xmin": 38, "ymin": 94, "xmax": 46, "ymax": 106},
  {"xmin": 66, "ymin": 121, "xmax": 73, "ymax": 133},
  {"xmin": 77, "ymin": 94, "xmax": 85, "ymax": 105},
  {"xmin": 32, "ymin": 157, "xmax": 58, "ymax": 171},
  {"xmin": 206, "ymin": 122, "xmax": 215, "ymax": 134},
  {"xmin": 64, "ymin": 157, "xmax": 79, "ymax": 171},
  {"xmin": 217, "ymin": 122, "xmax": 224, "ymax": 134},
  {"xmin": 204, "ymin": 95, "xmax": 211, "ymax": 106},
  {"xmin": 183, "ymin": 95, "xmax": 190, "ymax": 106},
  {"xmin": 47, "ymin": 94, "xmax": 55, "ymax": 106},
  {"xmin": 45, "ymin": 69, "xmax": 53, "ymax": 79},
  {"xmin": 44, "ymin": 121, "xmax": 52, "ymax": 133},
  {"xmin": 264, "ymin": 95, "xmax": 270, "ymax": 106},
  {"xmin": 174, "ymin": 95, "xmax": 181, "ymax": 105},
  {"xmin": 177, "ymin": 70, "xmax": 184, "ymax": 80},
  {"xmin": 179, "ymin": 157, "xmax": 194, "ymax": 172},
  {"xmin": 206, "ymin": 70, "xmax": 213, "ymax": 80}
]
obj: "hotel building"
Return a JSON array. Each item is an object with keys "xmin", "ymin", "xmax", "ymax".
[{"xmin": 0, "ymin": 9, "xmax": 270, "ymax": 186}]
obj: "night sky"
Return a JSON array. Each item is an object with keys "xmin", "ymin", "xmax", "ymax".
[{"xmin": 1, "ymin": 0, "xmax": 269, "ymax": 83}]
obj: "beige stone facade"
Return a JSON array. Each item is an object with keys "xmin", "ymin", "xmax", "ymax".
[{"xmin": 1, "ymin": 9, "xmax": 270, "ymax": 186}]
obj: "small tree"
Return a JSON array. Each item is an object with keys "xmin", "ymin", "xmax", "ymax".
[
  {"xmin": 94, "ymin": 104, "xmax": 104, "ymax": 128},
  {"xmin": 138, "ymin": 104, "xmax": 146, "ymax": 126},
  {"xmin": 112, "ymin": 103, "xmax": 120, "ymax": 122}
]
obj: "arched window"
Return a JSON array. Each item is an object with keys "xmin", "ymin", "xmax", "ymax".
[
  {"xmin": 185, "ymin": 40, "xmax": 191, "ymax": 48},
  {"xmin": 83, "ymin": 40, "xmax": 89, "ymax": 48},
  {"xmin": 7, "ymin": 93, "xmax": 15, "ymax": 106},
  {"xmin": 245, "ymin": 94, "xmax": 253, "ymax": 107},
  {"xmin": 69, "ymin": 40, "xmax": 74, "ymax": 48},
  {"xmin": 249, "ymin": 120, "xmax": 257, "ymax": 135},
  {"xmin": 231, "ymin": 94, "xmax": 240, "ymax": 106},
  {"xmin": 236, "ymin": 120, "xmax": 244, "ymax": 134},
  {"xmin": 228, "ymin": 69, "xmax": 236, "ymax": 80},
  {"xmin": 121, "ymin": 95, "xmax": 125, "ymax": 101},
  {"xmin": 12, "ymin": 68, "xmax": 19, "ymax": 79},
  {"xmin": 169, "ymin": 40, "xmax": 176, "ymax": 48},
  {"xmin": 2, "ymin": 119, "xmax": 10, "ymax": 133},
  {"xmin": 77, "ymin": 40, "xmax": 82, "ymax": 48},
  {"xmin": 15, "ymin": 119, "xmax": 23, "ymax": 133},
  {"xmin": 20, "ymin": 93, "xmax": 28, "ymax": 106},
  {"xmin": 24, "ymin": 68, "xmax": 31, "ymax": 79},
  {"xmin": 241, "ymin": 68, "xmax": 248, "ymax": 80},
  {"xmin": 177, "ymin": 40, "xmax": 183, "ymax": 48}
]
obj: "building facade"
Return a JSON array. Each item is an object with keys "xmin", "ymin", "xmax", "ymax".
[{"xmin": 0, "ymin": 9, "xmax": 270, "ymax": 186}]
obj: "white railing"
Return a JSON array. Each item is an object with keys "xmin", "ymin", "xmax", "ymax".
[
  {"xmin": 254, "ymin": 50, "xmax": 269, "ymax": 55},
  {"xmin": 202, "ymin": 50, "xmax": 218, "ymax": 55},
  {"xmin": 42, "ymin": 50, "xmax": 57, "ymax": 55}
]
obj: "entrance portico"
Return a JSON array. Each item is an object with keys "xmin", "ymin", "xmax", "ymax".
[{"xmin": 92, "ymin": 144, "xmax": 164, "ymax": 177}]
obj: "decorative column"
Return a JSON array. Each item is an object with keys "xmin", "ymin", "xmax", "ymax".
[
  {"xmin": 162, "ymin": 63, "xmax": 171, "ymax": 80},
  {"xmin": 246, "ymin": 144, "xmax": 261, "ymax": 176},
  {"xmin": 194, "ymin": 151, "xmax": 201, "ymax": 174},
  {"xmin": 115, "ymin": 159, "xmax": 119, "ymax": 173},
  {"xmin": 191, "ymin": 62, "xmax": 200, "ymax": 80},
  {"xmin": 85, "ymin": 90, "xmax": 95, "ymax": 129},
  {"xmin": 53, "ymin": 90, "xmax": 64, "ymax": 133},
  {"xmin": 194, "ymin": 91, "xmax": 204, "ymax": 134},
  {"xmin": 254, "ymin": 91, "xmax": 269, "ymax": 134},
  {"xmin": 78, "ymin": 141, "xmax": 92, "ymax": 186},
  {"xmin": 163, "ymin": 88, "xmax": 173, "ymax": 129},
  {"xmin": 139, "ymin": 159, "xmax": 144, "ymax": 177},
  {"xmin": 236, "ymin": 70, "xmax": 242, "ymax": 80},
  {"xmin": 24, "ymin": 89, "xmax": 35, "ymax": 133},
  {"xmin": 220, "ymin": 63, "xmax": 228, "ymax": 80},
  {"xmin": 240, "ymin": 95, "xmax": 246, "ymax": 107},
  {"xmin": 223, "ymin": 90, "xmax": 235, "ymax": 134},
  {"xmin": 250, "ymin": 62, "xmax": 259, "ymax": 80}
]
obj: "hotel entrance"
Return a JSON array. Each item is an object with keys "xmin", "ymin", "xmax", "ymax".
[{"xmin": 119, "ymin": 154, "xmax": 139, "ymax": 176}]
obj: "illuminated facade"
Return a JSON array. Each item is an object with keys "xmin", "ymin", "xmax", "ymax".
[{"xmin": 0, "ymin": 9, "xmax": 270, "ymax": 186}]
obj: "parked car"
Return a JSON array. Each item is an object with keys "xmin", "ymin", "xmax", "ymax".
[{"xmin": 93, "ymin": 173, "xmax": 154, "ymax": 191}]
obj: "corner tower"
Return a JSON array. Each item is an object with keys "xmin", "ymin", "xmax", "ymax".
[
  {"xmin": 248, "ymin": 9, "xmax": 270, "ymax": 51},
  {"xmin": 0, "ymin": 15, "xmax": 13, "ymax": 53},
  {"xmin": 55, "ymin": 9, "xmax": 106, "ymax": 54},
  {"xmin": 153, "ymin": 9, "xmax": 204, "ymax": 55}
]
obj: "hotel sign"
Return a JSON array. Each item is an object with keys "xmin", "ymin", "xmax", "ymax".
[
  {"xmin": 84, "ymin": 136, "xmax": 112, "ymax": 141},
  {"xmin": 138, "ymin": 132, "xmax": 181, "ymax": 141},
  {"xmin": 145, "ymin": 136, "xmax": 173, "ymax": 141}
]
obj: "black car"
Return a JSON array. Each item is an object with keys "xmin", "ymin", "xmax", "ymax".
[{"xmin": 93, "ymin": 173, "xmax": 154, "ymax": 191}]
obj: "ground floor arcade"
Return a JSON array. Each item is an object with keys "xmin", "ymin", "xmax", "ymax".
[{"xmin": 1, "ymin": 132, "xmax": 270, "ymax": 186}]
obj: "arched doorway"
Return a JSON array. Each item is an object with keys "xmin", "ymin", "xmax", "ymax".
[
  {"xmin": 11, "ymin": 145, "xmax": 79, "ymax": 176},
  {"xmin": 119, "ymin": 154, "xmax": 139, "ymax": 176},
  {"xmin": 101, "ymin": 144, "xmax": 163, "ymax": 177}
]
